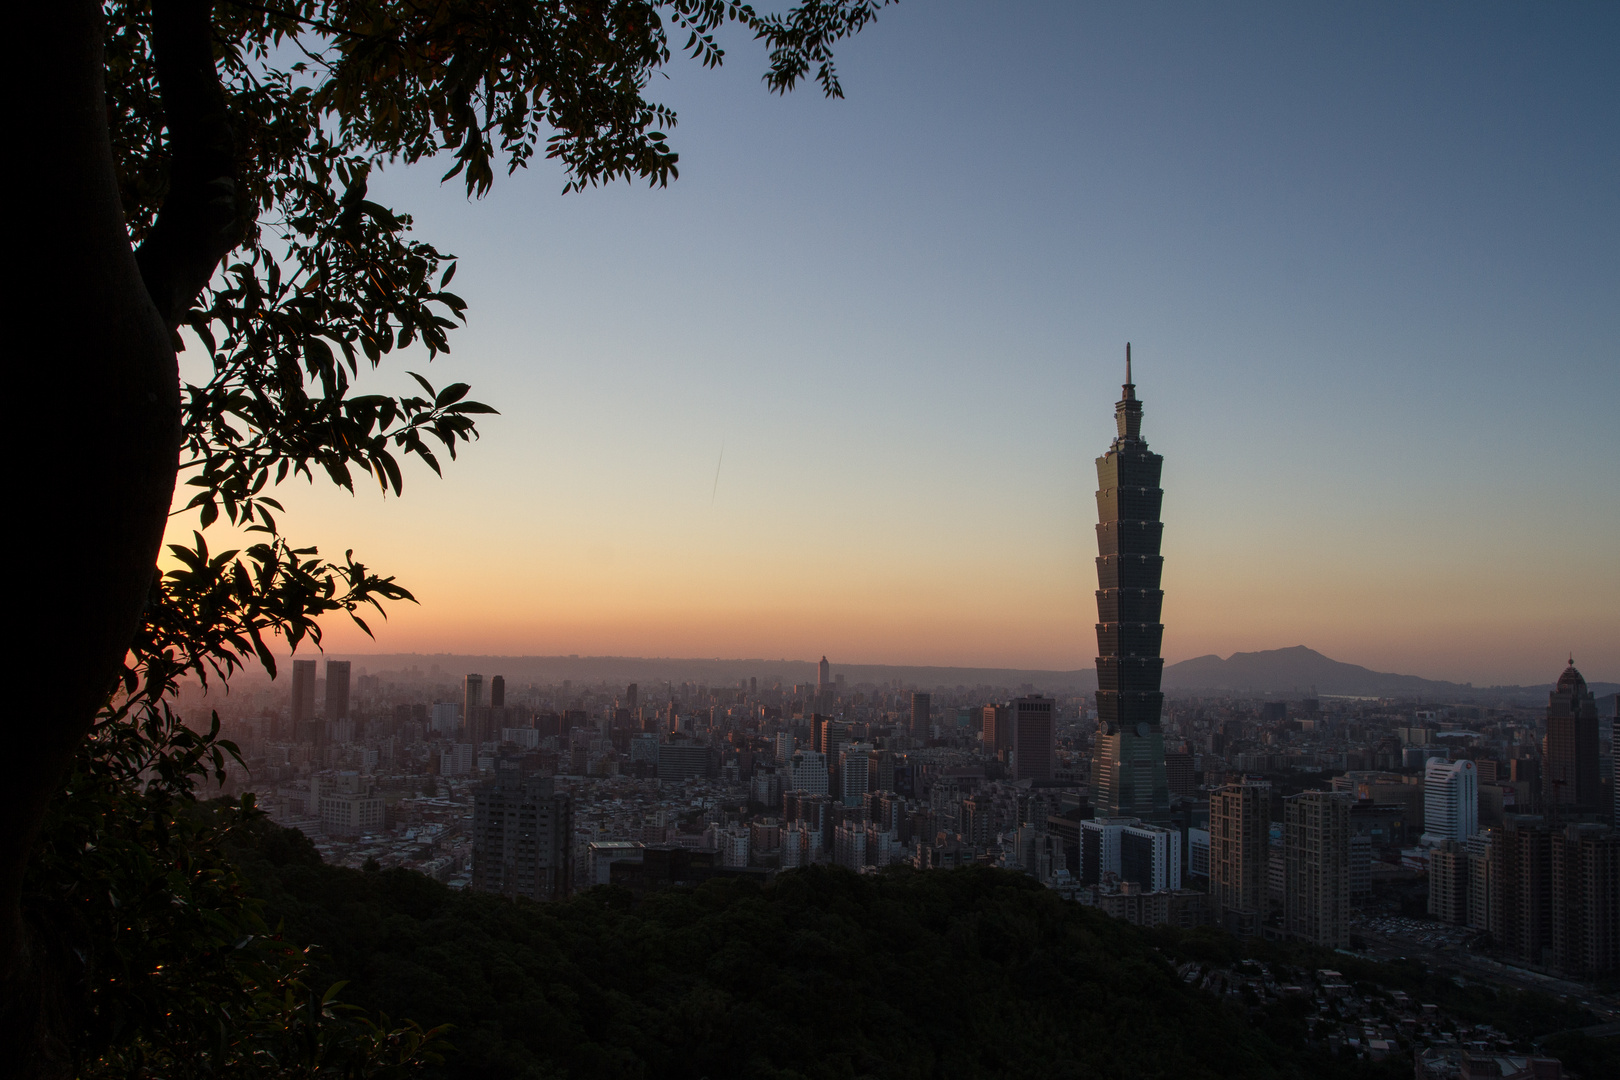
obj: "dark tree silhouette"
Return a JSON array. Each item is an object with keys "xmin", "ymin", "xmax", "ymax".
[{"xmin": 6, "ymin": 1, "xmax": 890, "ymax": 1071}]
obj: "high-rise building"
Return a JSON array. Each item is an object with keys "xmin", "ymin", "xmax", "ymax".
[
  {"xmin": 1091, "ymin": 346, "xmax": 1170, "ymax": 823},
  {"xmin": 489, "ymin": 674, "xmax": 505, "ymax": 709},
  {"xmin": 657, "ymin": 738, "xmax": 712, "ymax": 781},
  {"xmin": 834, "ymin": 821, "xmax": 866, "ymax": 871},
  {"xmin": 1551, "ymin": 823, "xmax": 1620, "ymax": 978},
  {"xmin": 626, "ymin": 682, "xmax": 638, "ymax": 709},
  {"xmin": 1421, "ymin": 758, "xmax": 1479, "ymax": 846},
  {"xmin": 462, "ymin": 673, "xmax": 486, "ymax": 742},
  {"xmin": 817, "ymin": 719, "xmax": 849, "ymax": 762},
  {"xmin": 781, "ymin": 823, "xmax": 808, "ymax": 869},
  {"xmin": 839, "ymin": 744, "xmax": 872, "ymax": 807},
  {"xmin": 910, "ymin": 692, "xmax": 931, "ymax": 737},
  {"xmin": 1011, "ymin": 696, "xmax": 1054, "ymax": 782},
  {"xmin": 1283, "ymin": 791, "xmax": 1352, "ymax": 947},
  {"xmin": 982, "ymin": 704, "xmax": 1011, "ymax": 761},
  {"xmin": 1465, "ymin": 832, "xmax": 1494, "ymax": 931},
  {"xmin": 323, "ymin": 660, "xmax": 351, "ymax": 721},
  {"xmin": 1429, "ymin": 839, "xmax": 1469, "ymax": 924},
  {"xmin": 1210, "ymin": 780, "xmax": 1270, "ymax": 935},
  {"xmin": 1543, "ymin": 659, "xmax": 1601, "ymax": 818},
  {"xmin": 1120, "ymin": 822, "xmax": 1181, "ymax": 891},
  {"xmin": 290, "ymin": 658, "xmax": 317, "ymax": 735},
  {"xmin": 430, "ymin": 701, "xmax": 459, "ymax": 735},
  {"xmin": 1163, "ymin": 749, "xmax": 1196, "ymax": 796},
  {"xmin": 1078, "ymin": 817, "xmax": 1130, "ymax": 885},
  {"xmin": 818, "ymin": 656, "xmax": 830, "ymax": 694},
  {"xmin": 1490, "ymin": 814, "xmax": 1620, "ymax": 977},
  {"xmin": 1490, "ymin": 815, "xmax": 1555, "ymax": 968},
  {"xmin": 787, "ymin": 750, "xmax": 830, "ymax": 798},
  {"xmin": 471, "ymin": 772, "xmax": 573, "ymax": 901},
  {"xmin": 719, "ymin": 827, "xmax": 751, "ymax": 869}
]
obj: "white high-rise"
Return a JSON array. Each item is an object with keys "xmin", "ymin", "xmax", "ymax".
[
  {"xmin": 787, "ymin": 750, "xmax": 829, "ymax": 797},
  {"xmin": 1421, "ymin": 758, "xmax": 1478, "ymax": 846}
]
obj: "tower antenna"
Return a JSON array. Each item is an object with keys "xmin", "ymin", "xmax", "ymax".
[{"xmin": 1126, "ymin": 342, "xmax": 1132, "ymax": 387}]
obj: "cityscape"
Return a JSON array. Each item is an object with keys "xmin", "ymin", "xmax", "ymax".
[
  {"xmin": 17, "ymin": 4, "xmax": 1617, "ymax": 1079},
  {"xmin": 187, "ymin": 365, "xmax": 1620, "ymax": 1077}
]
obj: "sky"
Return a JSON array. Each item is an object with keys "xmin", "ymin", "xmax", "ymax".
[{"xmin": 172, "ymin": 1, "xmax": 1619, "ymax": 687}]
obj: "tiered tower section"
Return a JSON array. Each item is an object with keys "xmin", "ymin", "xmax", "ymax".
[{"xmin": 1092, "ymin": 345, "xmax": 1170, "ymax": 822}]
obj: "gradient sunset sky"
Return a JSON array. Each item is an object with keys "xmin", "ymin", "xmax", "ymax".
[{"xmin": 173, "ymin": 1, "xmax": 1619, "ymax": 687}]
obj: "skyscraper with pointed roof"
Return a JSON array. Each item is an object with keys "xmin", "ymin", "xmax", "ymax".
[
  {"xmin": 1543, "ymin": 658, "xmax": 1601, "ymax": 818},
  {"xmin": 1091, "ymin": 345, "xmax": 1170, "ymax": 822}
]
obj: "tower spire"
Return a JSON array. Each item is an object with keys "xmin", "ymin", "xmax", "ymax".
[{"xmin": 1113, "ymin": 342, "xmax": 1144, "ymax": 447}]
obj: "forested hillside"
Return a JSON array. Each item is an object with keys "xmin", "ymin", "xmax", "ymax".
[{"xmin": 229, "ymin": 820, "xmax": 1410, "ymax": 1080}]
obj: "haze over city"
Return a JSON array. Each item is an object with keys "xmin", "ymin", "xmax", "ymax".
[{"xmin": 171, "ymin": 2, "xmax": 1618, "ymax": 687}]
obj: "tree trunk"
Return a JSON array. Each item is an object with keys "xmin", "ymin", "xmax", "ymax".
[{"xmin": 3, "ymin": 2, "xmax": 181, "ymax": 1071}]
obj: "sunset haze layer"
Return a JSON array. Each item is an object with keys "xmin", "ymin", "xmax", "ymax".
[{"xmin": 169, "ymin": 1, "xmax": 1619, "ymax": 687}]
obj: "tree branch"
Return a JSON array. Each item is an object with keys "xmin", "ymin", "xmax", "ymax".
[{"xmin": 136, "ymin": 0, "xmax": 247, "ymax": 327}]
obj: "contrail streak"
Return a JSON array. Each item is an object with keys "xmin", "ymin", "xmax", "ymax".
[{"xmin": 710, "ymin": 440, "xmax": 724, "ymax": 506}]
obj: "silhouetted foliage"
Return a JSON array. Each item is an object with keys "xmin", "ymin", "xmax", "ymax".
[
  {"xmin": 230, "ymin": 822, "xmax": 1424, "ymax": 1080},
  {"xmin": 12, "ymin": 5, "xmax": 891, "ymax": 1075}
]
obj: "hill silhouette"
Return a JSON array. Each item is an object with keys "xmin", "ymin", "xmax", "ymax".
[
  {"xmin": 1162, "ymin": 645, "xmax": 1458, "ymax": 696},
  {"xmin": 229, "ymin": 819, "xmax": 1406, "ymax": 1080}
]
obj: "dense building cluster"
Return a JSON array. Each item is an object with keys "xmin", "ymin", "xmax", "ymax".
[{"xmin": 189, "ymin": 357, "xmax": 1616, "ymax": 1052}]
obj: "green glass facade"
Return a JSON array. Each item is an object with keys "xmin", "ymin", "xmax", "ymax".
[{"xmin": 1092, "ymin": 349, "xmax": 1171, "ymax": 822}]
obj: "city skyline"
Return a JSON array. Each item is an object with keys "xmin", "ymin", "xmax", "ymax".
[{"xmin": 166, "ymin": 2, "xmax": 1618, "ymax": 686}]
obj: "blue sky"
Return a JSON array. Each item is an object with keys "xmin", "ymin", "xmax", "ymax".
[{"xmin": 234, "ymin": 1, "xmax": 1618, "ymax": 685}]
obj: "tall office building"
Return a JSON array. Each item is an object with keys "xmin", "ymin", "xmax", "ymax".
[
  {"xmin": 817, "ymin": 719, "xmax": 849, "ymax": 762},
  {"xmin": 839, "ymin": 744, "xmax": 872, "ymax": 808},
  {"xmin": 489, "ymin": 674, "xmax": 506, "ymax": 709},
  {"xmin": 1284, "ymin": 791, "xmax": 1352, "ymax": 947},
  {"xmin": 1091, "ymin": 346, "xmax": 1170, "ymax": 822},
  {"xmin": 471, "ymin": 772, "xmax": 573, "ymax": 901},
  {"xmin": 1543, "ymin": 659, "xmax": 1601, "ymax": 818},
  {"xmin": 910, "ymin": 692, "xmax": 931, "ymax": 737},
  {"xmin": 818, "ymin": 656, "xmax": 830, "ymax": 693},
  {"xmin": 1421, "ymin": 758, "xmax": 1479, "ymax": 846},
  {"xmin": 463, "ymin": 672, "xmax": 488, "ymax": 743},
  {"xmin": 290, "ymin": 659, "xmax": 317, "ymax": 736},
  {"xmin": 982, "ymin": 704, "xmax": 1011, "ymax": 761},
  {"xmin": 1011, "ymin": 696, "xmax": 1055, "ymax": 782},
  {"xmin": 1210, "ymin": 780, "xmax": 1270, "ymax": 935},
  {"xmin": 323, "ymin": 660, "xmax": 351, "ymax": 721}
]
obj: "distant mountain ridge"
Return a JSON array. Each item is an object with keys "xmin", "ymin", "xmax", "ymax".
[
  {"xmin": 328, "ymin": 647, "xmax": 1615, "ymax": 703},
  {"xmin": 1162, "ymin": 645, "xmax": 1617, "ymax": 702}
]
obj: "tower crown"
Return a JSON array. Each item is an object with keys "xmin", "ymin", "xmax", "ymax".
[
  {"xmin": 1114, "ymin": 343, "xmax": 1145, "ymax": 448},
  {"xmin": 1555, "ymin": 660, "xmax": 1587, "ymax": 694}
]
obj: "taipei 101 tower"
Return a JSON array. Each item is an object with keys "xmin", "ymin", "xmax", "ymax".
[{"xmin": 1091, "ymin": 344, "xmax": 1170, "ymax": 822}]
